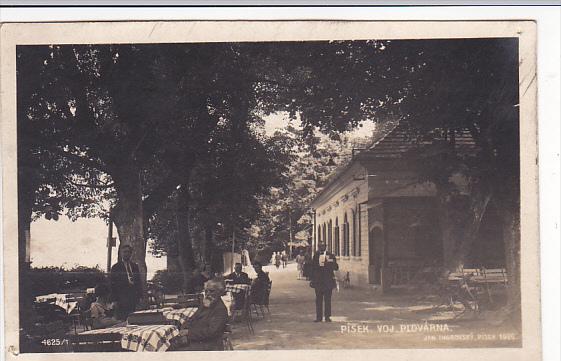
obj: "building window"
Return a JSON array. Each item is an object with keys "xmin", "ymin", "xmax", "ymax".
[
  {"xmin": 322, "ymin": 223, "xmax": 327, "ymax": 249},
  {"xmin": 352, "ymin": 210, "xmax": 357, "ymax": 257},
  {"xmin": 328, "ymin": 220, "xmax": 333, "ymax": 253},
  {"xmin": 317, "ymin": 225, "xmax": 322, "ymax": 244},
  {"xmin": 334, "ymin": 218, "xmax": 340, "ymax": 256},
  {"xmin": 343, "ymin": 213, "xmax": 350, "ymax": 257},
  {"xmin": 358, "ymin": 204, "xmax": 365, "ymax": 257}
]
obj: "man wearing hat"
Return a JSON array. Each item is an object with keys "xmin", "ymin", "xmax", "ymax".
[
  {"xmin": 173, "ymin": 279, "xmax": 229, "ymax": 351},
  {"xmin": 110, "ymin": 244, "xmax": 142, "ymax": 320},
  {"xmin": 310, "ymin": 242, "xmax": 338, "ymax": 322}
]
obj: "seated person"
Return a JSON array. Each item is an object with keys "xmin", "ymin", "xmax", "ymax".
[
  {"xmin": 225, "ymin": 262, "xmax": 251, "ymax": 310},
  {"xmin": 80, "ymin": 292, "xmax": 97, "ymax": 312},
  {"xmin": 173, "ymin": 279, "xmax": 229, "ymax": 351},
  {"xmin": 89, "ymin": 284, "xmax": 121, "ymax": 329},
  {"xmin": 189, "ymin": 267, "xmax": 210, "ymax": 294},
  {"xmin": 201, "ymin": 264, "xmax": 213, "ymax": 280},
  {"xmin": 225, "ymin": 263, "xmax": 251, "ymax": 285},
  {"xmin": 250, "ymin": 262, "xmax": 270, "ymax": 304}
]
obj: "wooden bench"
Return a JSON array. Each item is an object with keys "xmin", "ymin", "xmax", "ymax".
[
  {"xmin": 447, "ymin": 267, "xmax": 508, "ymax": 307},
  {"xmin": 162, "ymin": 293, "xmax": 202, "ymax": 308},
  {"xmin": 479, "ymin": 268, "xmax": 508, "ymax": 284},
  {"xmin": 71, "ymin": 333, "xmax": 125, "ymax": 352}
]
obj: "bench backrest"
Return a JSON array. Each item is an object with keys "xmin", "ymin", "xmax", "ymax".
[{"xmin": 71, "ymin": 333, "xmax": 123, "ymax": 352}]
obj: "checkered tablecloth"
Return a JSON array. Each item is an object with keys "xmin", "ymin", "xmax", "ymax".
[
  {"xmin": 35, "ymin": 293, "xmax": 78, "ymax": 314},
  {"xmin": 79, "ymin": 324, "xmax": 180, "ymax": 352},
  {"xmin": 35, "ymin": 293, "xmax": 58, "ymax": 303},
  {"xmin": 134, "ymin": 307, "xmax": 198, "ymax": 328},
  {"xmin": 225, "ymin": 283, "xmax": 251, "ymax": 294}
]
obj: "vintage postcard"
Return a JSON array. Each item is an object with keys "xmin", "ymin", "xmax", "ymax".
[{"xmin": 1, "ymin": 20, "xmax": 539, "ymax": 360}]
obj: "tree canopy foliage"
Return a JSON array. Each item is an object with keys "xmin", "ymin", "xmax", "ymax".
[{"xmin": 18, "ymin": 38, "xmax": 520, "ymax": 311}]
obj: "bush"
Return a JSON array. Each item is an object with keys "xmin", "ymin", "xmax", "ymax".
[{"xmin": 28, "ymin": 265, "xmax": 106, "ymax": 296}]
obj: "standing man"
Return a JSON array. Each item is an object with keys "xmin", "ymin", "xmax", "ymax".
[
  {"xmin": 311, "ymin": 242, "xmax": 338, "ymax": 322},
  {"xmin": 110, "ymin": 244, "xmax": 142, "ymax": 320}
]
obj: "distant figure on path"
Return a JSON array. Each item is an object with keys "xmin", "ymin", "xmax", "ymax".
[
  {"xmin": 274, "ymin": 253, "xmax": 281, "ymax": 269},
  {"xmin": 281, "ymin": 252, "xmax": 287, "ymax": 268},
  {"xmin": 110, "ymin": 244, "xmax": 142, "ymax": 320},
  {"xmin": 303, "ymin": 251, "xmax": 312, "ymax": 280},
  {"xmin": 310, "ymin": 242, "xmax": 338, "ymax": 322},
  {"xmin": 296, "ymin": 251, "xmax": 306, "ymax": 279}
]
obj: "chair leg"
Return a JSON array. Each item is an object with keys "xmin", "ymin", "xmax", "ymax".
[
  {"xmin": 245, "ymin": 307, "xmax": 254, "ymax": 335},
  {"xmin": 250, "ymin": 304, "xmax": 258, "ymax": 318},
  {"xmin": 247, "ymin": 315, "xmax": 254, "ymax": 335},
  {"xmin": 254, "ymin": 304, "xmax": 263, "ymax": 318}
]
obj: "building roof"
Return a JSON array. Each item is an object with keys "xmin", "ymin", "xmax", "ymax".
[
  {"xmin": 310, "ymin": 123, "xmax": 478, "ymax": 208},
  {"xmin": 362, "ymin": 123, "xmax": 478, "ymax": 159}
]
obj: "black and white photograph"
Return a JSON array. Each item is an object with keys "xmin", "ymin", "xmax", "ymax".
[{"xmin": 1, "ymin": 19, "xmax": 542, "ymax": 359}]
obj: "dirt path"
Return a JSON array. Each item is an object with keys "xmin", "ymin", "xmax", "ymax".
[{"xmin": 230, "ymin": 262, "xmax": 521, "ymax": 350}]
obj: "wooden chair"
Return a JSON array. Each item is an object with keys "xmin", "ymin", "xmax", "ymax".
[
  {"xmin": 480, "ymin": 268, "xmax": 508, "ymax": 304},
  {"xmin": 251, "ymin": 280, "xmax": 272, "ymax": 319},
  {"xmin": 77, "ymin": 309, "xmax": 94, "ymax": 331},
  {"xmin": 232, "ymin": 288, "xmax": 254, "ymax": 335},
  {"xmin": 222, "ymin": 323, "xmax": 234, "ymax": 350}
]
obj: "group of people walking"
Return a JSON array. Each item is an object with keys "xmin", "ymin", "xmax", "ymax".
[{"xmin": 272, "ymin": 251, "xmax": 288, "ymax": 269}]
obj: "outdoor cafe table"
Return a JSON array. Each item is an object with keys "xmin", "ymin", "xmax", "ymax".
[
  {"xmin": 225, "ymin": 283, "xmax": 251, "ymax": 294},
  {"xmin": 133, "ymin": 307, "xmax": 198, "ymax": 328},
  {"xmin": 78, "ymin": 324, "xmax": 179, "ymax": 352},
  {"xmin": 35, "ymin": 293, "xmax": 78, "ymax": 314}
]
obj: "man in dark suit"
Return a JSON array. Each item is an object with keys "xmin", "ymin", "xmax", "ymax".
[
  {"xmin": 311, "ymin": 242, "xmax": 338, "ymax": 322},
  {"xmin": 225, "ymin": 262, "xmax": 251, "ymax": 310},
  {"xmin": 225, "ymin": 263, "xmax": 251, "ymax": 285},
  {"xmin": 110, "ymin": 244, "xmax": 142, "ymax": 320}
]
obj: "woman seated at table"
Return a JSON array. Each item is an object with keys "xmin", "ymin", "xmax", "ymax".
[
  {"xmin": 89, "ymin": 284, "xmax": 122, "ymax": 329},
  {"xmin": 173, "ymin": 279, "xmax": 229, "ymax": 351}
]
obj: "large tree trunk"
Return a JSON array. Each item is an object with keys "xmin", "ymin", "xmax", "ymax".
[
  {"xmin": 17, "ymin": 182, "xmax": 34, "ymax": 328},
  {"xmin": 112, "ymin": 167, "xmax": 147, "ymax": 293},
  {"xmin": 18, "ymin": 187, "xmax": 33, "ymax": 269},
  {"xmin": 204, "ymin": 226, "xmax": 214, "ymax": 267},
  {"xmin": 175, "ymin": 190, "xmax": 195, "ymax": 291},
  {"xmin": 437, "ymin": 182, "xmax": 493, "ymax": 274}
]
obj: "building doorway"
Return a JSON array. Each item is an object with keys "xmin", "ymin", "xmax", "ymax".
[{"xmin": 368, "ymin": 227, "xmax": 384, "ymax": 284}]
